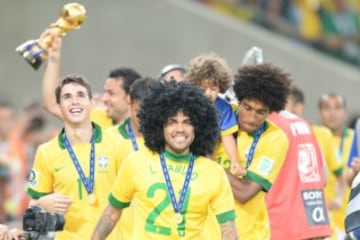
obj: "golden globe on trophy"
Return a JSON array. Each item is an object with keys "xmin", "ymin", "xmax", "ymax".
[{"xmin": 15, "ymin": 3, "xmax": 86, "ymax": 70}]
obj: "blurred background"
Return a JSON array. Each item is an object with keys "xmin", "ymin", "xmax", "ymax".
[{"xmin": 1, "ymin": 0, "xmax": 360, "ymax": 226}]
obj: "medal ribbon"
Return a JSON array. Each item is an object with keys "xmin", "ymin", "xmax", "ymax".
[
  {"xmin": 127, "ymin": 121, "xmax": 139, "ymax": 151},
  {"xmin": 246, "ymin": 123, "xmax": 265, "ymax": 168},
  {"xmin": 338, "ymin": 128, "xmax": 346, "ymax": 158},
  {"xmin": 64, "ymin": 133, "xmax": 95, "ymax": 194},
  {"xmin": 160, "ymin": 152, "xmax": 194, "ymax": 214}
]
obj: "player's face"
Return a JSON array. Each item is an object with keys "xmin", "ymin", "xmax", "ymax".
[
  {"xmin": 129, "ymin": 99, "xmax": 141, "ymax": 131},
  {"xmin": 163, "ymin": 111, "xmax": 195, "ymax": 155},
  {"xmin": 285, "ymin": 95, "xmax": 304, "ymax": 116},
  {"xmin": 197, "ymin": 80, "xmax": 219, "ymax": 103},
  {"xmin": 237, "ymin": 98, "xmax": 270, "ymax": 133},
  {"xmin": 319, "ymin": 96, "xmax": 346, "ymax": 131},
  {"xmin": 58, "ymin": 83, "xmax": 92, "ymax": 125},
  {"xmin": 102, "ymin": 77, "xmax": 129, "ymax": 124}
]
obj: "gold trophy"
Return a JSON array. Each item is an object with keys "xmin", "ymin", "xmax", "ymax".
[{"xmin": 16, "ymin": 3, "xmax": 86, "ymax": 70}]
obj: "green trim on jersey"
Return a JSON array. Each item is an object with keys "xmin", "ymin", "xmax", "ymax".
[
  {"xmin": 248, "ymin": 121, "xmax": 269, "ymax": 137},
  {"xmin": 109, "ymin": 193, "xmax": 130, "ymax": 209},
  {"xmin": 216, "ymin": 210, "xmax": 236, "ymax": 224},
  {"xmin": 333, "ymin": 167, "xmax": 343, "ymax": 177},
  {"xmin": 245, "ymin": 171, "xmax": 272, "ymax": 192},
  {"xmin": 27, "ymin": 188, "xmax": 49, "ymax": 199},
  {"xmin": 164, "ymin": 151, "xmax": 193, "ymax": 162},
  {"xmin": 118, "ymin": 118, "xmax": 131, "ymax": 139},
  {"xmin": 57, "ymin": 122, "xmax": 103, "ymax": 149}
]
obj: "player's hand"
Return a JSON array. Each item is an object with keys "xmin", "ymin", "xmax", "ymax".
[
  {"xmin": 0, "ymin": 224, "xmax": 9, "ymax": 240},
  {"xmin": 350, "ymin": 157, "xmax": 360, "ymax": 173},
  {"xmin": 327, "ymin": 197, "xmax": 342, "ymax": 210},
  {"xmin": 36, "ymin": 193, "xmax": 73, "ymax": 214},
  {"xmin": 230, "ymin": 163, "xmax": 246, "ymax": 177},
  {"xmin": 39, "ymin": 29, "xmax": 62, "ymax": 59},
  {"xmin": 8, "ymin": 228, "xmax": 26, "ymax": 240}
]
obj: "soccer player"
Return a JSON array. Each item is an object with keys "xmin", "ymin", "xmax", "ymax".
[
  {"xmin": 227, "ymin": 63, "xmax": 290, "ymax": 239},
  {"xmin": 106, "ymin": 77, "xmax": 160, "ymax": 239},
  {"xmin": 27, "ymin": 75, "xmax": 122, "ymax": 240},
  {"xmin": 266, "ymin": 110, "xmax": 332, "ymax": 239},
  {"xmin": 185, "ymin": 53, "xmax": 245, "ymax": 176},
  {"xmin": 91, "ymin": 82, "xmax": 238, "ymax": 240},
  {"xmin": 41, "ymin": 30, "xmax": 141, "ymax": 128},
  {"xmin": 318, "ymin": 92, "xmax": 354, "ymax": 239},
  {"xmin": 285, "ymin": 86, "xmax": 346, "ymax": 218}
]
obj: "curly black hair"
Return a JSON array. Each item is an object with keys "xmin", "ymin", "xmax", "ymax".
[
  {"xmin": 138, "ymin": 82, "xmax": 220, "ymax": 156},
  {"xmin": 233, "ymin": 63, "xmax": 291, "ymax": 112}
]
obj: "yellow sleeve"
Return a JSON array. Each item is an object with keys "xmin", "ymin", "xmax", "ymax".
[
  {"xmin": 246, "ymin": 130, "xmax": 289, "ymax": 191},
  {"xmin": 108, "ymin": 153, "xmax": 136, "ymax": 209},
  {"xmin": 210, "ymin": 166, "xmax": 236, "ymax": 224},
  {"xmin": 27, "ymin": 146, "xmax": 53, "ymax": 198},
  {"xmin": 313, "ymin": 126, "xmax": 343, "ymax": 176}
]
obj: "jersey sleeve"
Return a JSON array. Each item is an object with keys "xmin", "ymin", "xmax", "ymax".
[
  {"xmin": 108, "ymin": 153, "xmax": 136, "ymax": 209},
  {"xmin": 313, "ymin": 126, "xmax": 343, "ymax": 176},
  {"xmin": 246, "ymin": 130, "xmax": 289, "ymax": 192},
  {"xmin": 348, "ymin": 131, "xmax": 358, "ymax": 167},
  {"xmin": 209, "ymin": 166, "xmax": 236, "ymax": 224},
  {"xmin": 220, "ymin": 101, "xmax": 239, "ymax": 136},
  {"xmin": 27, "ymin": 146, "xmax": 53, "ymax": 199}
]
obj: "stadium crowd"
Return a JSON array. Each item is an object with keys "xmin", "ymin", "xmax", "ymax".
[{"xmin": 199, "ymin": 0, "xmax": 360, "ymax": 66}]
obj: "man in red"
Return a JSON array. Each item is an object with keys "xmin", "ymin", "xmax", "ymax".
[{"xmin": 266, "ymin": 110, "xmax": 332, "ymax": 239}]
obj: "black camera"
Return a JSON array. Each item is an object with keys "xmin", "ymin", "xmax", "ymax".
[{"xmin": 23, "ymin": 206, "xmax": 65, "ymax": 240}]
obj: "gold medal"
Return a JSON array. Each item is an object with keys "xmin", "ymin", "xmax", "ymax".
[
  {"xmin": 88, "ymin": 194, "xmax": 97, "ymax": 205},
  {"xmin": 173, "ymin": 213, "xmax": 183, "ymax": 224}
]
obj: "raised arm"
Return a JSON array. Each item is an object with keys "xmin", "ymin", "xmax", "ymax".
[
  {"xmin": 41, "ymin": 30, "xmax": 62, "ymax": 119},
  {"xmin": 91, "ymin": 204, "xmax": 122, "ymax": 240}
]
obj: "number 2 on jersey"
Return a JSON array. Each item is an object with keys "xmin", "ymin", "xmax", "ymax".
[{"xmin": 145, "ymin": 182, "xmax": 191, "ymax": 236}]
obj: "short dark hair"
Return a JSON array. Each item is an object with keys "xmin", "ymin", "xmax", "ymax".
[
  {"xmin": 290, "ymin": 85, "xmax": 305, "ymax": 104},
  {"xmin": 108, "ymin": 67, "xmax": 141, "ymax": 94},
  {"xmin": 318, "ymin": 92, "xmax": 346, "ymax": 109},
  {"xmin": 138, "ymin": 82, "xmax": 219, "ymax": 156},
  {"xmin": 129, "ymin": 77, "xmax": 161, "ymax": 102},
  {"xmin": 55, "ymin": 74, "xmax": 92, "ymax": 104},
  {"xmin": 233, "ymin": 63, "xmax": 291, "ymax": 112}
]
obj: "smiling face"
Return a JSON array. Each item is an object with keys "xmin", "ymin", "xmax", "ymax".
[
  {"xmin": 237, "ymin": 98, "xmax": 270, "ymax": 133},
  {"xmin": 58, "ymin": 83, "xmax": 92, "ymax": 126},
  {"xmin": 163, "ymin": 111, "xmax": 195, "ymax": 155},
  {"xmin": 102, "ymin": 77, "xmax": 129, "ymax": 124}
]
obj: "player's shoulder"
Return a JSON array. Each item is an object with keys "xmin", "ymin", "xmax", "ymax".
[
  {"xmin": 195, "ymin": 155, "xmax": 226, "ymax": 172},
  {"xmin": 37, "ymin": 135, "xmax": 61, "ymax": 152}
]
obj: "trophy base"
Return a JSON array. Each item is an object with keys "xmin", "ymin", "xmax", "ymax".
[{"xmin": 16, "ymin": 40, "xmax": 48, "ymax": 70}]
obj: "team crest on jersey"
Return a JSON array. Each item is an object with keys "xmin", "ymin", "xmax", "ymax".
[
  {"xmin": 297, "ymin": 144, "xmax": 320, "ymax": 183},
  {"xmin": 98, "ymin": 156, "xmax": 108, "ymax": 168},
  {"xmin": 28, "ymin": 169, "xmax": 38, "ymax": 186},
  {"xmin": 257, "ymin": 157, "xmax": 274, "ymax": 176}
]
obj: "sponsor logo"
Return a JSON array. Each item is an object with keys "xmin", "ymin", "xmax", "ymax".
[{"xmin": 301, "ymin": 189, "xmax": 329, "ymax": 225}]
